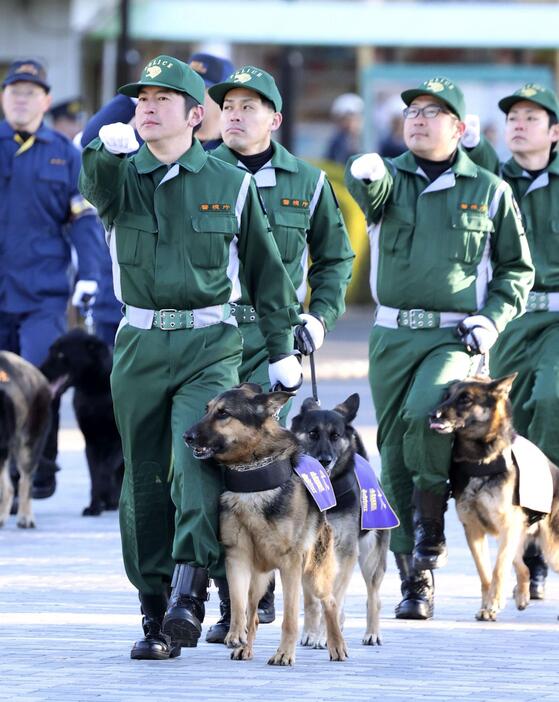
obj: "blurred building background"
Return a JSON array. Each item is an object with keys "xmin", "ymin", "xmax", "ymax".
[{"xmin": 2, "ymin": 0, "xmax": 558, "ymax": 302}]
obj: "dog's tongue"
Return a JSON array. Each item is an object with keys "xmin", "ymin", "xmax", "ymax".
[
  {"xmin": 429, "ymin": 419, "xmax": 449, "ymax": 432},
  {"xmin": 49, "ymin": 374, "xmax": 70, "ymax": 398}
]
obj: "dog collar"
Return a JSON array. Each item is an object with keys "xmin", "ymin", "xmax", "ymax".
[
  {"xmin": 453, "ymin": 454, "xmax": 509, "ymax": 477},
  {"xmin": 223, "ymin": 456, "xmax": 293, "ymax": 493},
  {"xmin": 330, "ymin": 470, "xmax": 357, "ymax": 509}
]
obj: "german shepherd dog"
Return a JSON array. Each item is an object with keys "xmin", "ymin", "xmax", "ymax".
[
  {"xmin": 429, "ymin": 374, "xmax": 559, "ymax": 621},
  {"xmin": 0, "ymin": 351, "xmax": 52, "ymax": 528},
  {"xmin": 41, "ymin": 329, "xmax": 123, "ymax": 516},
  {"xmin": 291, "ymin": 394, "xmax": 389, "ymax": 646},
  {"xmin": 184, "ymin": 383, "xmax": 348, "ymax": 666}
]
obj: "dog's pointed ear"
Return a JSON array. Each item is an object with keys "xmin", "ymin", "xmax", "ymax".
[
  {"xmin": 334, "ymin": 393, "xmax": 360, "ymax": 423},
  {"xmin": 254, "ymin": 391, "xmax": 295, "ymax": 417},
  {"xmin": 237, "ymin": 382, "xmax": 263, "ymax": 395},
  {"xmin": 489, "ymin": 373, "xmax": 518, "ymax": 398},
  {"xmin": 300, "ymin": 397, "xmax": 320, "ymax": 414}
]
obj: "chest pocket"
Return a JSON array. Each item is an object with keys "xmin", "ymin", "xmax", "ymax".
[
  {"xmin": 449, "ymin": 212, "xmax": 493, "ymax": 264},
  {"xmin": 115, "ymin": 213, "xmax": 158, "ymax": 266},
  {"xmin": 37, "ymin": 164, "xmax": 69, "ymax": 214},
  {"xmin": 547, "ymin": 219, "xmax": 559, "ymax": 264},
  {"xmin": 190, "ymin": 214, "xmax": 237, "ymax": 269},
  {"xmin": 380, "ymin": 206, "xmax": 415, "ymax": 258},
  {"xmin": 268, "ymin": 209, "xmax": 310, "ymax": 264}
]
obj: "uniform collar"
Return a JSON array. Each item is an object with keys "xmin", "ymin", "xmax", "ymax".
[
  {"xmin": 392, "ymin": 147, "xmax": 477, "ymax": 179},
  {"xmin": 270, "ymin": 141, "xmax": 299, "ymax": 173},
  {"xmin": 0, "ymin": 120, "xmax": 54, "ymax": 143},
  {"xmin": 503, "ymin": 151, "xmax": 559, "ymax": 179},
  {"xmin": 209, "ymin": 140, "xmax": 299, "ymax": 174},
  {"xmin": 133, "ymin": 138, "xmax": 208, "ymax": 174}
]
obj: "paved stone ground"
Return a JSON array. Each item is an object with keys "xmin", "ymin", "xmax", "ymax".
[{"xmin": 1, "ymin": 308, "xmax": 558, "ymax": 701}]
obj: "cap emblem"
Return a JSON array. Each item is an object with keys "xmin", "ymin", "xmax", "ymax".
[
  {"xmin": 190, "ymin": 60, "xmax": 207, "ymax": 74},
  {"xmin": 16, "ymin": 63, "xmax": 39, "ymax": 76},
  {"xmin": 233, "ymin": 72, "xmax": 252, "ymax": 84},
  {"xmin": 146, "ymin": 66, "xmax": 162, "ymax": 79},
  {"xmin": 425, "ymin": 80, "xmax": 445, "ymax": 93}
]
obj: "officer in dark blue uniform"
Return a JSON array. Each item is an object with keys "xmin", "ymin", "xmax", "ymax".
[
  {"xmin": 49, "ymin": 96, "xmax": 86, "ymax": 141},
  {"xmin": 0, "ymin": 59, "xmax": 102, "ymax": 495}
]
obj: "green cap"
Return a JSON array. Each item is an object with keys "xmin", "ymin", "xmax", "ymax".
[
  {"xmin": 118, "ymin": 55, "xmax": 205, "ymax": 104},
  {"xmin": 208, "ymin": 65, "xmax": 282, "ymax": 112},
  {"xmin": 498, "ymin": 83, "xmax": 559, "ymax": 120},
  {"xmin": 401, "ymin": 77, "xmax": 465, "ymax": 120}
]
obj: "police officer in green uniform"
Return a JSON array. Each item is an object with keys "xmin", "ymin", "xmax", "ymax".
[
  {"xmin": 79, "ymin": 56, "xmax": 303, "ymax": 660},
  {"xmin": 470, "ymin": 85, "xmax": 559, "ymax": 600},
  {"xmin": 345, "ymin": 77, "xmax": 534, "ymax": 620},
  {"xmin": 202, "ymin": 66, "xmax": 354, "ymax": 641}
]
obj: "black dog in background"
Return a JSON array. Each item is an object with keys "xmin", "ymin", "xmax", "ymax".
[{"xmin": 41, "ymin": 329, "xmax": 123, "ymax": 516}]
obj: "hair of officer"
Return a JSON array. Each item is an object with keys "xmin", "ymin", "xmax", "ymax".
[{"xmin": 181, "ymin": 92, "xmax": 202, "ymax": 133}]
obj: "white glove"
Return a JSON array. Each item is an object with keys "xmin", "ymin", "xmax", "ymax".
[
  {"xmin": 350, "ymin": 153, "xmax": 386, "ymax": 182},
  {"xmin": 461, "ymin": 114, "xmax": 481, "ymax": 149},
  {"xmin": 72, "ymin": 280, "xmax": 98, "ymax": 307},
  {"xmin": 99, "ymin": 122, "xmax": 139, "ymax": 155},
  {"xmin": 457, "ymin": 315, "xmax": 498, "ymax": 354},
  {"xmin": 268, "ymin": 356, "xmax": 303, "ymax": 392},
  {"xmin": 294, "ymin": 313, "xmax": 326, "ymax": 355}
]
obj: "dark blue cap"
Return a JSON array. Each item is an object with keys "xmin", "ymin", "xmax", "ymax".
[
  {"xmin": 188, "ymin": 53, "xmax": 235, "ymax": 88},
  {"xmin": 2, "ymin": 59, "xmax": 50, "ymax": 92},
  {"xmin": 50, "ymin": 97, "xmax": 85, "ymax": 121}
]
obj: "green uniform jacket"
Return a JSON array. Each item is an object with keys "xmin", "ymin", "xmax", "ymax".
[
  {"xmin": 345, "ymin": 149, "xmax": 534, "ymax": 332},
  {"xmin": 211, "ymin": 141, "xmax": 354, "ymax": 331},
  {"xmin": 79, "ymin": 138, "xmax": 300, "ymax": 357},
  {"xmin": 502, "ymin": 154, "xmax": 559, "ymax": 292},
  {"xmin": 468, "ymin": 140, "xmax": 559, "ymax": 292}
]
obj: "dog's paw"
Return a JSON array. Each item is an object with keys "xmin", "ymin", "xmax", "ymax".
[
  {"xmin": 475, "ymin": 607, "xmax": 497, "ymax": 622},
  {"xmin": 300, "ymin": 631, "xmax": 319, "ymax": 647},
  {"xmin": 513, "ymin": 586, "xmax": 530, "ymax": 611},
  {"xmin": 313, "ymin": 638, "xmax": 328, "ymax": 650},
  {"xmin": 362, "ymin": 632, "xmax": 382, "ymax": 646},
  {"xmin": 82, "ymin": 504, "xmax": 102, "ymax": 517},
  {"xmin": 328, "ymin": 638, "xmax": 348, "ymax": 662},
  {"xmin": 16, "ymin": 516, "xmax": 36, "ymax": 529},
  {"xmin": 225, "ymin": 631, "xmax": 247, "ymax": 649},
  {"xmin": 268, "ymin": 649, "xmax": 295, "ymax": 666},
  {"xmin": 230, "ymin": 645, "xmax": 253, "ymax": 661}
]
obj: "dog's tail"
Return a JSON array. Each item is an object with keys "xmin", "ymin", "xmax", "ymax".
[{"xmin": 0, "ymin": 388, "xmax": 16, "ymax": 463}]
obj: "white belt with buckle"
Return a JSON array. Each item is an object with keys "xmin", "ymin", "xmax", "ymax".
[
  {"xmin": 374, "ymin": 305, "xmax": 466, "ymax": 329},
  {"xmin": 125, "ymin": 303, "xmax": 235, "ymax": 330}
]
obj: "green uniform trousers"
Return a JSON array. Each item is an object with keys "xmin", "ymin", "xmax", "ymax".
[
  {"xmin": 369, "ymin": 325, "xmax": 478, "ymax": 554},
  {"xmin": 111, "ymin": 321, "xmax": 243, "ymax": 595},
  {"xmin": 238, "ymin": 321, "xmax": 292, "ymax": 426},
  {"xmin": 490, "ymin": 312, "xmax": 559, "ymax": 465}
]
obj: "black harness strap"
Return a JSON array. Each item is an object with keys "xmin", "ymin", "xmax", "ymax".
[
  {"xmin": 453, "ymin": 454, "xmax": 509, "ymax": 478},
  {"xmin": 330, "ymin": 469, "xmax": 357, "ymax": 509},
  {"xmin": 223, "ymin": 457, "xmax": 293, "ymax": 493}
]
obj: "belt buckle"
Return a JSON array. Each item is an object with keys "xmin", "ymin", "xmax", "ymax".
[
  {"xmin": 157, "ymin": 309, "xmax": 182, "ymax": 330},
  {"xmin": 527, "ymin": 291, "xmax": 549, "ymax": 313},
  {"xmin": 401, "ymin": 309, "xmax": 440, "ymax": 329}
]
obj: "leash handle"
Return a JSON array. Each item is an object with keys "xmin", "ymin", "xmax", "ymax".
[
  {"xmin": 477, "ymin": 351, "xmax": 490, "ymax": 376},
  {"xmin": 309, "ymin": 350, "xmax": 320, "ymax": 405},
  {"xmin": 80, "ymin": 302, "xmax": 96, "ymax": 336}
]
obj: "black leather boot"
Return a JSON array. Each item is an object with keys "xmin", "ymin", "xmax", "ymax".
[
  {"xmin": 412, "ymin": 487, "xmax": 449, "ymax": 570},
  {"xmin": 524, "ymin": 541, "xmax": 548, "ymax": 600},
  {"xmin": 162, "ymin": 564, "xmax": 210, "ymax": 648},
  {"xmin": 394, "ymin": 554, "xmax": 434, "ymax": 620},
  {"xmin": 131, "ymin": 593, "xmax": 181, "ymax": 660},
  {"xmin": 257, "ymin": 575, "xmax": 276, "ymax": 624},
  {"xmin": 205, "ymin": 577, "xmax": 231, "ymax": 644}
]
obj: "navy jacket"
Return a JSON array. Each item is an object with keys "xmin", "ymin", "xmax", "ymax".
[{"xmin": 0, "ymin": 120, "xmax": 101, "ymax": 312}]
